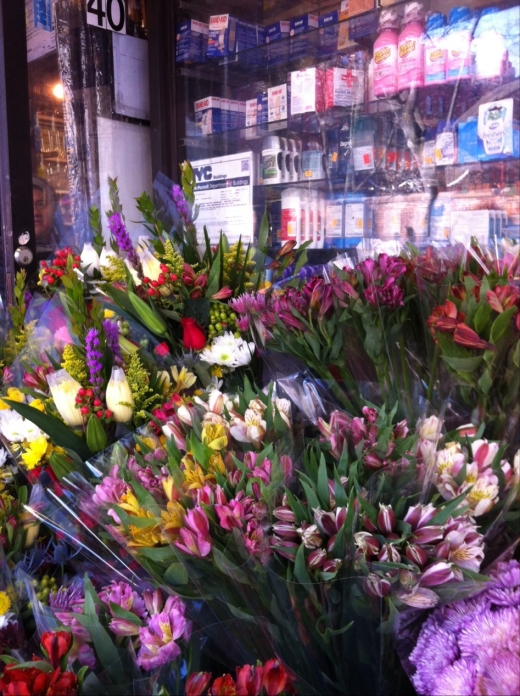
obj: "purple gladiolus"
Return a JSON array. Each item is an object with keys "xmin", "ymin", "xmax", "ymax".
[
  {"xmin": 85, "ymin": 328, "xmax": 104, "ymax": 393},
  {"xmin": 108, "ymin": 212, "xmax": 140, "ymax": 270},
  {"xmin": 103, "ymin": 319, "xmax": 122, "ymax": 365}
]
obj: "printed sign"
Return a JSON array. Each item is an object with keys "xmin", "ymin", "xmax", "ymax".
[
  {"xmin": 34, "ymin": 0, "xmax": 53, "ymax": 31},
  {"xmin": 87, "ymin": 0, "xmax": 126, "ymax": 34},
  {"xmin": 191, "ymin": 152, "xmax": 254, "ymax": 245}
]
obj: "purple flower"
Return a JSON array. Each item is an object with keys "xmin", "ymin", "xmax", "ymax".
[
  {"xmin": 108, "ymin": 212, "xmax": 140, "ymax": 270},
  {"xmin": 49, "ymin": 581, "xmax": 85, "ymax": 613},
  {"xmin": 430, "ymin": 658, "xmax": 476, "ymax": 696},
  {"xmin": 486, "ymin": 559, "xmax": 520, "ymax": 607},
  {"xmin": 99, "ymin": 581, "xmax": 148, "ymax": 620},
  {"xmin": 103, "ymin": 319, "xmax": 122, "ymax": 365},
  {"xmin": 172, "ymin": 184, "xmax": 192, "ymax": 228},
  {"xmin": 92, "ymin": 466, "xmax": 128, "ymax": 508},
  {"xmin": 85, "ymin": 328, "xmax": 104, "ymax": 393},
  {"xmin": 137, "ymin": 595, "xmax": 191, "ymax": 671},
  {"xmin": 458, "ymin": 607, "xmax": 520, "ymax": 659},
  {"xmin": 410, "ymin": 620, "xmax": 459, "ymax": 694},
  {"xmin": 479, "ymin": 650, "xmax": 520, "ymax": 696}
]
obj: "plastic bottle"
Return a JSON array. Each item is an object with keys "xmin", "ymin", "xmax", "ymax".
[
  {"xmin": 279, "ymin": 137, "xmax": 290, "ymax": 181},
  {"xmin": 338, "ymin": 113, "xmax": 353, "ymax": 180},
  {"xmin": 261, "ymin": 136, "xmax": 284, "ymax": 184},
  {"xmin": 472, "ymin": 7, "xmax": 508, "ymax": 83},
  {"xmin": 301, "ymin": 139, "xmax": 325, "ymax": 180},
  {"xmin": 398, "ymin": 2, "xmax": 425, "ymax": 92},
  {"xmin": 373, "ymin": 9, "xmax": 400, "ymax": 98},
  {"xmin": 445, "ymin": 7, "xmax": 475, "ymax": 82},
  {"xmin": 281, "ymin": 187, "xmax": 302, "ymax": 245},
  {"xmin": 287, "ymin": 139, "xmax": 299, "ymax": 182},
  {"xmin": 424, "ymin": 13, "xmax": 447, "ymax": 85}
]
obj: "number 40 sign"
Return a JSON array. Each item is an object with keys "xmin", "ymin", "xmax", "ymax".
[{"xmin": 87, "ymin": 0, "xmax": 126, "ymax": 33}]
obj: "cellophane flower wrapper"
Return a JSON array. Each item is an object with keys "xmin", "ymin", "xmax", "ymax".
[{"xmin": 0, "ymin": 546, "xmax": 26, "ymax": 654}]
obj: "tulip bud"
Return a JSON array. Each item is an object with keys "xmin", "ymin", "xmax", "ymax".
[
  {"xmin": 420, "ymin": 561, "xmax": 455, "ymax": 587},
  {"xmin": 298, "ymin": 523, "xmax": 323, "ymax": 549},
  {"xmin": 378, "ymin": 544, "xmax": 401, "ymax": 563},
  {"xmin": 322, "ymin": 558, "xmax": 342, "ymax": 574},
  {"xmin": 46, "ymin": 369, "xmax": 84, "ymax": 427},
  {"xmin": 377, "ymin": 504, "xmax": 396, "ymax": 534},
  {"xmin": 307, "ymin": 548, "xmax": 327, "ymax": 569},
  {"xmin": 106, "ymin": 367, "xmax": 134, "ymax": 423},
  {"xmin": 354, "ymin": 532, "xmax": 380, "ymax": 556},
  {"xmin": 412, "ymin": 525, "xmax": 445, "ymax": 545},
  {"xmin": 272, "ymin": 522, "xmax": 299, "ymax": 540},
  {"xmin": 273, "ymin": 507, "xmax": 296, "ymax": 523},
  {"xmin": 364, "ymin": 573, "xmax": 392, "ymax": 598},
  {"xmin": 80, "ymin": 243, "xmax": 100, "ymax": 276},
  {"xmin": 405, "ymin": 544, "xmax": 428, "ymax": 567}
]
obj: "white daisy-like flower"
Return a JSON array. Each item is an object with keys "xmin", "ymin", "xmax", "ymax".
[
  {"xmin": 0, "ymin": 410, "xmax": 47, "ymax": 443},
  {"xmin": 200, "ymin": 333, "xmax": 255, "ymax": 369},
  {"xmin": 0, "ymin": 448, "xmax": 8, "ymax": 467}
]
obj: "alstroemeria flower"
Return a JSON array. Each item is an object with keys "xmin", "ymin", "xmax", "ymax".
[{"xmin": 453, "ymin": 324, "xmax": 495, "ymax": 351}]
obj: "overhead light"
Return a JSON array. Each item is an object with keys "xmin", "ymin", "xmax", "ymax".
[{"xmin": 52, "ymin": 82, "xmax": 64, "ymax": 100}]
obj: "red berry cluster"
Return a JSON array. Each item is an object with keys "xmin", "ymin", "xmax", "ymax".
[
  {"xmin": 75, "ymin": 388, "xmax": 113, "ymax": 421},
  {"xmin": 141, "ymin": 264, "xmax": 179, "ymax": 298},
  {"xmin": 41, "ymin": 248, "xmax": 81, "ymax": 286}
]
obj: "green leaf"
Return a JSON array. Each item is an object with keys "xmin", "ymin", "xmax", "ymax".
[
  {"xmin": 206, "ymin": 244, "xmax": 222, "ymax": 297},
  {"xmin": 49, "ymin": 451, "xmax": 76, "ymax": 480},
  {"xmin": 442, "ymin": 356, "xmax": 484, "ymax": 372},
  {"xmin": 4, "ymin": 400, "xmax": 92, "ymax": 461},
  {"xmin": 108, "ymin": 602, "xmax": 143, "ymax": 626},
  {"xmin": 490, "ymin": 307, "xmax": 516, "ymax": 343},
  {"xmin": 429, "ymin": 491, "xmax": 470, "ymax": 526},
  {"xmin": 11, "ymin": 661, "xmax": 54, "ymax": 673},
  {"xmin": 257, "ymin": 209, "xmax": 269, "ymax": 252},
  {"xmin": 300, "ymin": 480, "xmax": 320, "ymax": 512},
  {"xmin": 212, "ymin": 547, "xmax": 249, "ymax": 584},
  {"xmin": 477, "ymin": 369, "xmax": 493, "ymax": 396},
  {"xmin": 473, "ymin": 302, "xmax": 491, "ymax": 335},
  {"xmin": 294, "ymin": 543, "xmax": 312, "ymax": 587},
  {"xmin": 163, "ymin": 562, "xmax": 189, "ymax": 586},
  {"xmin": 317, "ymin": 456, "xmax": 330, "ymax": 509}
]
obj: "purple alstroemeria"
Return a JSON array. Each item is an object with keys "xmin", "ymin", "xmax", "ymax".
[
  {"xmin": 108, "ymin": 212, "xmax": 140, "ymax": 270},
  {"xmin": 92, "ymin": 466, "xmax": 129, "ymax": 508},
  {"xmin": 137, "ymin": 596, "xmax": 192, "ymax": 671},
  {"xmin": 99, "ymin": 581, "xmax": 148, "ymax": 620}
]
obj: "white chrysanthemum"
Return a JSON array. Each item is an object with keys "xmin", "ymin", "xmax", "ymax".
[
  {"xmin": 0, "ymin": 448, "xmax": 8, "ymax": 467},
  {"xmin": 0, "ymin": 410, "xmax": 47, "ymax": 443},
  {"xmin": 200, "ymin": 333, "xmax": 254, "ymax": 369}
]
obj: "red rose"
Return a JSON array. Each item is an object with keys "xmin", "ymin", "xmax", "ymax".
[
  {"xmin": 41, "ymin": 631, "xmax": 72, "ymax": 669},
  {"xmin": 181, "ymin": 318, "xmax": 206, "ymax": 351}
]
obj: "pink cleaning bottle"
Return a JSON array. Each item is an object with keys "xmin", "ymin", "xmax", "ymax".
[
  {"xmin": 398, "ymin": 2, "xmax": 425, "ymax": 91},
  {"xmin": 373, "ymin": 10, "xmax": 400, "ymax": 98}
]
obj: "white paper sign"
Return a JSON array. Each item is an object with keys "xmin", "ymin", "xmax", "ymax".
[
  {"xmin": 87, "ymin": 0, "xmax": 126, "ymax": 34},
  {"xmin": 192, "ymin": 152, "xmax": 254, "ymax": 245}
]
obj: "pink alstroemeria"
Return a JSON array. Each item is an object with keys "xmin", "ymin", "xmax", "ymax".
[
  {"xmin": 137, "ymin": 599, "xmax": 191, "ymax": 671},
  {"xmin": 174, "ymin": 528, "xmax": 211, "ymax": 557},
  {"xmin": 403, "ymin": 503, "xmax": 437, "ymax": 531},
  {"xmin": 109, "ymin": 618, "xmax": 140, "ymax": 637},
  {"xmin": 377, "ymin": 504, "xmax": 396, "ymax": 535},
  {"xmin": 471, "ymin": 439, "xmax": 500, "ymax": 470},
  {"xmin": 162, "ymin": 421, "xmax": 187, "ymax": 451},
  {"xmin": 184, "ymin": 507, "xmax": 210, "ymax": 538},
  {"xmin": 364, "ymin": 573, "xmax": 392, "ymax": 598},
  {"xmin": 314, "ymin": 507, "xmax": 347, "ymax": 537}
]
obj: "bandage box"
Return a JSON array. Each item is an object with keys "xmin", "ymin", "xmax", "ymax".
[
  {"xmin": 175, "ymin": 20, "xmax": 208, "ymax": 63},
  {"xmin": 194, "ymin": 96, "xmax": 221, "ymax": 136},
  {"xmin": 208, "ymin": 15, "xmax": 238, "ymax": 57},
  {"xmin": 289, "ymin": 14, "xmax": 319, "ymax": 59}
]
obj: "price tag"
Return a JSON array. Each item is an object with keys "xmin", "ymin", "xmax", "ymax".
[{"xmin": 87, "ymin": 0, "xmax": 126, "ymax": 34}]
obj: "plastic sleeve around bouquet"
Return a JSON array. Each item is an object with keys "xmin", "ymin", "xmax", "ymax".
[{"xmin": 0, "ymin": 546, "xmax": 26, "ymax": 654}]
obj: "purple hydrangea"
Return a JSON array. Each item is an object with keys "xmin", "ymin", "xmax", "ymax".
[
  {"xmin": 103, "ymin": 319, "xmax": 123, "ymax": 365},
  {"xmin": 410, "ymin": 559, "xmax": 520, "ymax": 696},
  {"xmin": 85, "ymin": 328, "xmax": 104, "ymax": 393},
  {"xmin": 108, "ymin": 212, "xmax": 140, "ymax": 270}
]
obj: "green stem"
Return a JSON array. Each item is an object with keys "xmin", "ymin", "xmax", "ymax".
[
  {"xmin": 323, "ymin": 366, "xmax": 357, "ymax": 414},
  {"xmin": 399, "ymin": 335, "xmax": 413, "ymax": 423},
  {"xmin": 427, "ymin": 342, "xmax": 441, "ymax": 404}
]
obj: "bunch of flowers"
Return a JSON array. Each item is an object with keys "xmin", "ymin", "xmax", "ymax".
[
  {"xmin": 186, "ymin": 659, "xmax": 297, "ymax": 696},
  {"xmin": 0, "ymin": 630, "xmax": 80, "ymax": 695},
  {"xmin": 39, "ymin": 247, "xmax": 81, "ymax": 288},
  {"xmin": 409, "ymin": 558, "xmax": 520, "ymax": 696}
]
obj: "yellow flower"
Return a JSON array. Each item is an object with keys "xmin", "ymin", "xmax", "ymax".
[
  {"xmin": 171, "ymin": 366, "xmax": 197, "ymax": 392},
  {"xmin": 201, "ymin": 423, "xmax": 228, "ymax": 451},
  {"xmin": 0, "ymin": 388, "xmax": 25, "ymax": 409},
  {"xmin": 161, "ymin": 500, "xmax": 185, "ymax": 538},
  {"xmin": 211, "ymin": 366, "xmax": 223, "ymax": 378},
  {"xmin": 127, "ymin": 523, "xmax": 163, "ymax": 547},
  {"xmin": 20, "ymin": 436, "xmax": 48, "ymax": 470},
  {"xmin": 0, "ymin": 591, "xmax": 11, "ymax": 615},
  {"xmin": 208, "ymin": 453, "xmax": 226, "ymax": 476},
  {"xmin": 118, "ymin": 491, "xmax": 149, "ymax": 517},
  {"xmin": 181, "ymin": 454, "xmax": 213, "ymax": 490},
  {"xmin": 30, "ymin": 399, "xmax": 46, "ymax": 413},
  {"xmin": 104, "ymin": 309, "xmax": 116, "ymax": 319}
]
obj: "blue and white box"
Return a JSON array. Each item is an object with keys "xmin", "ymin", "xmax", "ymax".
[
  {"xmin": 257, "ymin": 92, "xmax": 268, "ymax": 126},
  {"xmin": 237, "ymin": 101, "xmax": 246, "ymax": 128},
  {"xmin": 319, "ymin": 11, "xmax": 339, "ymax": 57},
  {"xmin": 458, "ymin": 118, "xmax": 478, "ymax": 164},
  {"xmin": 229, "ymin": 99, "xmax": 239, "ymax": 129},
  {"xmin": 265, "ymin": 21, "xmax": 290, "ymax": 66},
  {"xmin": 175, "ymin": 20, "xmax": 209, "ymax": 63},
  {"xmin": 290, "ymin": 14, "xmax": 319, "ymax": 60},
  {"xmin": 220, "ymin": 98, "xmax": 231, "ymax": 131},
  {"xmin": 194, "ymin": 96, "xmax": 221, "ymax": 136},
  {"xmin": 236, "ymin": 20, "xmax": 249, "ymax": 52},
  {"xmin": 348, "ymin": 11, "xmax": 378, "ymax": 40},
  {"xmin": 208, "ymin": 15, "xmax": 238, "ymax": 58}
]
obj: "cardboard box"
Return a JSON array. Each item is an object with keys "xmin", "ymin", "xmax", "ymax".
[
  {"xmin": 348, "ymin": 0, "xmax": 375, "ymax": 17},
  {"xmin": 175, "ymin": 20, "xmax": 208, "ymax": 63},
  {"xmin": 325, "ymin": 66, "xmax": 365, "ymax": 108},
  {"xmin": 319, "ymin": 11, "xmax": 339, "ymax": 57},
  {"xmin": 289, "ymin": 14, "xmax": 319, "ymax": 59},
  {"xmin": 290, "ymin": 68, "xmax": 325, "ymax": 115},
  {"xmin": 265, "ymin": 21, "xmax": 290, "ymax": 66},
  {"xmin": 257, "ymin": 92, "xmax": 268, "ymax": 125},
  {"xmin": 348, "ymin": 11, "xmax": 378, "ymax": 39},
  {"xmin": 194, "ymin": 96, "xmax": 221, "ymax": 135},
  {"xmin": 208, "ymin": 15, "xmax": 238, "ymax": 57},
  {"xmin": 220, "ymin": 97, "xmax": 231, "ymax": 131},
  {"xmin": 268, "ymin": 83, "xmax": 288, "ymax": 122}
]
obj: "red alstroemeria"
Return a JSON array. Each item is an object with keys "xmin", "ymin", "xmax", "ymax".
[
  {"xmin": 181, "ymin": 318, "xmax": 206, "ymax": 351},
  {"xmin": 453, "ymin": 324, "xmax": 495, "ymax": 351},
  {"xmin": 211, "ymin": 673, "xmax": 237, "ymax": 696},
  {"xmin": 486, "ymin": 286, "xmax": 520, "ymax": 314},
  {"xmin": 186, "ymin": 672, "xmax": 212, "ymax": 696},
  {"xmin": 236, "ymin": 664, "xmax": 263, "ymax": 696},
  {"xmin": 41, "ymin": 630, "xmax": 72, "ymax": 669},
  {"xmin": 262, "ymin": 659, "xmax": 288, "ymax": 696},
  {"xmin": 427, "ymin": 300, "xmax": 464, "ymax": 336},
  {"xmin": 211, "ymin": 287, "xmax": 233, "ymax": 300}
]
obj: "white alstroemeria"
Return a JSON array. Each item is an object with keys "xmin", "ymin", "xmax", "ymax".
[
  {"xmin": 419, "ymin": 415, "xmax": 441, "ymax": 442},
  {"xmin": 199, "ymin": 333, "xmax": 255, "ymax": 369},
  {"xmin": 230, "ymin": 409, "xmax": 266, "ymax": 447},
  {"xmin": 275, "ymin": 398, "xmax": 292, "ymax": 428},
  {"xmin": 0, "ymin": 410, "xmax": 46, "ymax": 443}
]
